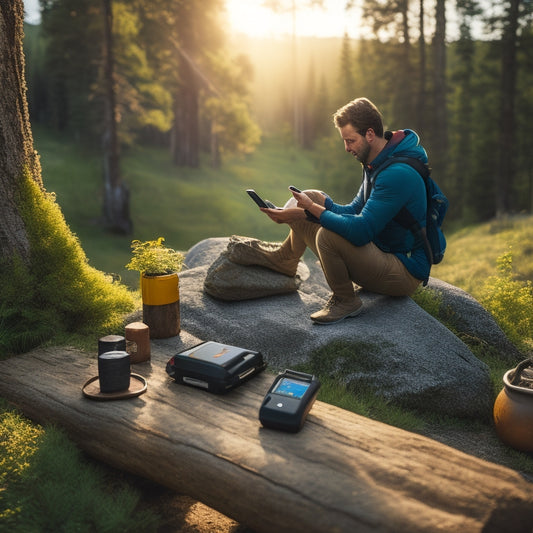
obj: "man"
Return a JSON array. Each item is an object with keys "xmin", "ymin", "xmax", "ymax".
[{"xmin": 227, "ymin": 97, "xmax": 430, "ymax": 324}]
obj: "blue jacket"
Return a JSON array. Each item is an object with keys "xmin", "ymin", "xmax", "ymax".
[{"xmin": 320, "ymin": 129, "xmax": 430, "ymax": 282}]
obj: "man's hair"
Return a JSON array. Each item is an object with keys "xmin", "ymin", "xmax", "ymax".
[{"xmin": 333, "ymin": 97, "xmax": 384, "ymax": 137}]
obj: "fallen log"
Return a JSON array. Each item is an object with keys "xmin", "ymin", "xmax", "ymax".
[{"xmin": 1, "ymin": 340, "xmax": 532, "ymax": 533}]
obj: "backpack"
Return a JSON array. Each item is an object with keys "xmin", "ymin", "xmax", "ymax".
[{"xmin": 373, "ymin": 157, "xmax": 448, "ymax": 278}]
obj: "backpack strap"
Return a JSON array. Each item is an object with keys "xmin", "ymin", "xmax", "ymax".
[
  {"xmin": 370, "ymin": 157, "xmax": 434, "ymax": 264},
  {"xmin": 394, "ymin": 208, "xmax": 434, "ymax": 264}
]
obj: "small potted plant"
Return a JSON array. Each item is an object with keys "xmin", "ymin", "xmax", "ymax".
[{"xmin": 126, "ymin": 237, "xmax": 184, "ymax": 338}]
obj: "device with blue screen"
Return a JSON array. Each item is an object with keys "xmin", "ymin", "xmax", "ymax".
[{"xmin": 259, "ymin": 369, "xmax": 320, "ymax": 432}]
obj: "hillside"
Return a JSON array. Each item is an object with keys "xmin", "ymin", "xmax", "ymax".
[{"xmin": 432, "ymin": 215, "xmax": 533, "ymax": 299}]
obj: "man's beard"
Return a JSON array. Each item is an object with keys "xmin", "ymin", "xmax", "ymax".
[{"xmin": 355, "ymin": 141, "xmax": 371, "ymax": 165}]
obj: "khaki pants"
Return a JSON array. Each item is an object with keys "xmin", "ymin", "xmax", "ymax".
[{"xmin": 281, "ymin": 191, "xmax": 421, "ymax": 300}]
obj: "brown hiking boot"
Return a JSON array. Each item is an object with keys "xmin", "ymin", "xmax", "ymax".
[
  {"xmin": 310, "ymin": 295, "xmax": 363, "ymax": 325},
  {"xmin": 227, "ymin": 236, "xmax": 299, "ymax": 277}
]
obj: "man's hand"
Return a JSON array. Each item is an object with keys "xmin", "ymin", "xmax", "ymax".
[
  {"xmin": 258, "ymin": 188, "xmax": 326, "ymax": 224},
  {"xmin": 290, "ymin": 189, "xmax": 314, "ymax": 210},
  {"xmin": 260, "ymin": 207, "xmax": 306, "ymax": 224},
  {"xmin": 290, "ymin": 188, "xmax": 326, "ymax": 220}
]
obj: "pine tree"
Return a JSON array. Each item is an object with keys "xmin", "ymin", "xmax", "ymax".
[
  {"xmin": 101, "ymin": 0, "xmax": 132, "ymax": 234},
  {"xmin": 448, "ymin": 0, "xmax": 481, "ymax": 220}
]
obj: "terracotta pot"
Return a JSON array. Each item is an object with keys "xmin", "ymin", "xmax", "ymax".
[{"xmin": 493, "ymin": 358, "xmax": 533, "ymax": 453}]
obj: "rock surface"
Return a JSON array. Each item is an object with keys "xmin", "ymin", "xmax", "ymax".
[{"xmin": 178, "ymin": 237, "xmax": 515, "ymax": 420}]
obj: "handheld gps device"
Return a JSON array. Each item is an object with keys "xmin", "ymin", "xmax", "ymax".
[{"xmin": 259, "ymin": 370, "xmax": 321, "ymax": 432}]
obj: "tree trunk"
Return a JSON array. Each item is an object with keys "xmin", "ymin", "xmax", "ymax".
[
  {"xmin": 101, "ymin": 0, "xmax": 132, "ymax": 234},
  {"xmin": 0, "ymin": 0, "xmax": 42, "ymax": 264},
  {"xmin": 171, "ymin": 67, "xmax": 199, "ymax": 167},
  {"xmin": 395, "ymin": 0, "xmax": 414, "ymax": 126},
  {"xmin": 170, "ymin": 6, "xmax": 200, "ymax": 169},
  {"xmin": 496, "ymin": 0, "xmax": 519, "ymax": 216},
  {"xmin": 210, "ymin": 119, "xmax": 221, "ymax": 169},
  {"xmin": 417, "ymin": 0, "xmax": 427, "ymax": 134},
  {"xmin": 455, "ymin": 0, "xmax": 477, "ymax": 220},
  {"xmin": 431, "ymin": 0, "xmax": 448, "ymax": 172}
]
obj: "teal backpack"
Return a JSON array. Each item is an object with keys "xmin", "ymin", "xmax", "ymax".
[{"xmin": 375, "ymin": 157, "xmax": 448, "ymax": 280}]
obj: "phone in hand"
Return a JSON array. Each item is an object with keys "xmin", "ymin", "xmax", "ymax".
[
  {"xmin": 289, "ymin": 186, "xmax": 301, "ymax": 193},
  {"xmin": 246, "ymin": 189, "xmax": 280, "ymax": 209}
]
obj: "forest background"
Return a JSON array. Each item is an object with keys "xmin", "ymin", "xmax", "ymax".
[
  {"xmin": 3, "ymin": 2, "xmax": 533, "ymax": 528},
  {"xmin": 21, "ymin": 0, "xmax": 533, "ymax": 289}
]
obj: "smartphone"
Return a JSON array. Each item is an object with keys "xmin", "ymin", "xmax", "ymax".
[
  {"xmin": 246, "ymin": 189, "xmax": 280, "ymax": 209},
  {"xmin": 289, "ymin": 186, "xmax": 301, "ymax": 193}
]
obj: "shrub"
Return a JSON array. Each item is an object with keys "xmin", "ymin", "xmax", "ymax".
[
  {"xmin": 125, "ymin": 237, "xmax": 184, "ymax": 275},
  {"xmin": 0, "ymin": 173, "xmax": 136, "ymax": 356},
  {"xmin": 480, "ymin": 248, "xmax": 533, "ymax": 351}
]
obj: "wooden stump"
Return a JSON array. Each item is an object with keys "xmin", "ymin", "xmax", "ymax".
[
  {"xmin": 142, "ymin": 301, "xmax": 180, "ymax": 339},
  {"xmin": 98, "ymin": 334, "xmax": 126, "ymax": 355},
  {"xmin": 125, "ymin": 322, "xmax": 151, "ymax": 363}
]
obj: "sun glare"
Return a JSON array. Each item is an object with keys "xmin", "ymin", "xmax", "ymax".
[{"xmin": 225, "ymin": 0, "xmax": 361, "ymax": 39}]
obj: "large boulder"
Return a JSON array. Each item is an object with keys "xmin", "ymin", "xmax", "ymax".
[{"xmin": 178, "ymin": 237, "xmax": 513, "ymax": 420}]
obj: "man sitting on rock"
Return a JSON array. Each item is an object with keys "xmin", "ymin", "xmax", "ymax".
[{"xmin": 227, "ymin": 97, "xmax": 431, "ymax": 325}]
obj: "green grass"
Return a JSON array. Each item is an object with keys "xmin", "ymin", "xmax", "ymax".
[
  {"xmin": 35, "ymin": 126, "xmax": 321, "ymax": 288},
  {"xmin": 0, "ymin": 400, "xmax": 159, "ymax": 531},
  {"xmin": 3, "ymin": 127, "xmax": 533, "ymax": 528},
  {"xmin": 431, "ymin": 216, "xmax": 533, "ymax": 352},
  {"xmin": 431, "ymin": 216, "xmax": 533, "ymax": 295}
]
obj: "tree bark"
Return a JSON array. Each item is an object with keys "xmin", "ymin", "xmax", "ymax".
[
  {"xmin": 101, "ymin": 0, "xmax": 132, "ymax": 234},
  {"xmin": 171, "ymin": 68, "xmax": 199, "ymax": 167},
  {"xmin": 417, "ymin": 0, "xmax": 427, "ymax": 133},
  {"xmin": 0, "ymin": 0, "xmax": 42, "ymax": 264},
  {"xmin": 170, "ymin": 6, "xmax": 200, "ymax": 168},
  {"xmin": 496, "ymin": 0, "xmax": 520, "ymax": 216},
  {"xmin": 1, "ymin": 344, "xmax": 533, "ymax": 533},
  {"xmin": 431, "ymin": 0, "xmax": 448, "ymax": 171}
]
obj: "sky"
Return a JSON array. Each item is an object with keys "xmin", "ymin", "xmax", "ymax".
[
  {"xmin": 225, "ymin": 0, "xmax": 362, "ymax": 39},
  {"xmin": 24, "ymin": 0, "xmax": 41, "ymax": 25},
  {"xmin": 23, "ymin": 0, "xmax": 363, "ymax": 39},
  {"xmin": 23, "ymin": 0, "xmax": 482, "ymax": 41}
]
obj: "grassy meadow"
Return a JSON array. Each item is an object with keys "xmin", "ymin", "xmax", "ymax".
[
  {"xmin": 432, "ymin": 216, "xmax": 533, "ymax": 297},
  {"xmin": 34, "ymin": 124, "xmax": 533, "ymax": 353},
  {"xmin": 2, "ymin": 127, "xmax": 533, "ymax": 528},
  {"xmin": 34, "ymin": 126, "xmax": 322, "ymax": 288},
  {"xmin": 34, "ymin": 125, "xmax": 533, "ymax": 302}
]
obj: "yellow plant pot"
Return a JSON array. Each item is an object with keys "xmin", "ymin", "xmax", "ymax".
[
  {"xmin": 141, "ymin": 272, "xmax": 179, "ymax": 306},
  {"xmin": 140, "ymin": 272, "xmax": 180, "ymax": 338}
]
